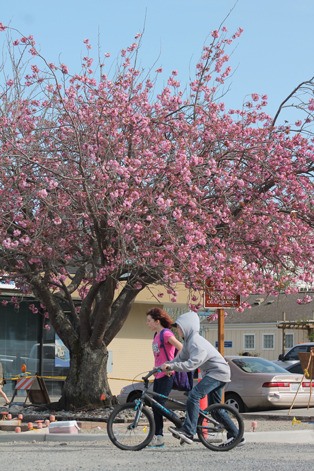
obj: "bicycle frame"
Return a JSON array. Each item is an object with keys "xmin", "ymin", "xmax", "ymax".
[
  {"xmin": 135, "ymin": 389, "xmax": 184, "ymax": 428},
  {"xmin": 133, "ymin": 383, "xmax": 224, "ymax": 433}
]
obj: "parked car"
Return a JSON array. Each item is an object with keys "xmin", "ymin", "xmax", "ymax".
[
  {"xmin": 282, "ymin": 361, "xmax": 304, "ymax": 375},
  {"xmin": 224, "ymin": 356, "xmax": 313, "ymax": 412},
  {"xmin": 273, "ymin": 342, "xmax": 314, "ymax": 368},
  {"xmin": 116, "ymin": 356, "xmax": 314, "ymax": 412}
]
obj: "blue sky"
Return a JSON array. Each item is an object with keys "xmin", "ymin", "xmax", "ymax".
[{"xmin": 1, "ymin": 0, "xmax": 313, "ymax": 119}]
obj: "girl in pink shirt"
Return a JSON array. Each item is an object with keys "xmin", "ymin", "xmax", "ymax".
[{"xmin": 146, "ymin": 307, "xmax": 182, "ymax": 447}]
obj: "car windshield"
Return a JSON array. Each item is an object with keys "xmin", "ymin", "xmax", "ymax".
[{"xmin": 231, "ymin": 357, "xmax": 291, "ymax": 374}]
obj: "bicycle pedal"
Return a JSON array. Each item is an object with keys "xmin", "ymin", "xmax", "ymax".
[{"xmin": 180, "ymin": 439, "xmax": 186, "ymax": 446}]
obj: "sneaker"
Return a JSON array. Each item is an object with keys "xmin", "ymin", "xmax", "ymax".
[
  {"xmin": 238, "ymin": 437, "xmax": 246, "ymax": 447},
  {"xmin": 148, "ymin": 435, "xmax": 165, "ymax": 448},
  {"xmin": 219, "ymin": 436, "xmax": 246, "ymax": 448},
  {"xmin": 168, "ymin": 426, "xmax": 194, "ymax": 444},
  {"xmin": 204, "ymin": 434, "xmax": 223, "ymax": 443}
]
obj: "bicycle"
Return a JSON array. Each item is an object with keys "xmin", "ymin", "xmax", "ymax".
[{"xmin": 107, "ymin": 368, "xmax": 244, "ymax": 451}]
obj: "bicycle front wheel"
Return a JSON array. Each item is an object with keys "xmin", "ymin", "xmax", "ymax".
[
  {"xmin": 107, "ymin": 402, "xmax": 155, "ymax": 451},
  {"xmin": 197, "ymin": 403, "xmax": 244, "ymax": 451}
]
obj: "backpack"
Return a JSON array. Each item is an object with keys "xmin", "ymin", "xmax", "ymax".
[{"xmin": 159, "ymin": 328, "xmax": 194, "ymax": 392}]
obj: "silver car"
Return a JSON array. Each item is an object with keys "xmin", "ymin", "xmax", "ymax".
[
  {"xmin": 116, "ymin": 356, "xmax": 313, "ymax": 412},
  {"xmin": 224, "ymin": 356, "xmax": 311, "ymax": 412}
]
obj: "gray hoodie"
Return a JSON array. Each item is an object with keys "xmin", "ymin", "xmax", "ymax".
[{"xmin": 167, "ymin": 311, "xmax": 231, "ymax": 383}]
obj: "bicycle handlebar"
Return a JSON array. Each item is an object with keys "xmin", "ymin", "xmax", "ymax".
[
  {"xmin": 141, "ymin": 366, "xmax": 174, "ymax": 382},
  {"xmin": 142, "ymin": 367, "xmax": 162, "ymax": 381}
]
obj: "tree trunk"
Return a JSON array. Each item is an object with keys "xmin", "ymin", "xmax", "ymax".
[{"xmin": 58, "ymin": 342, "xmax": 115, "ymax": 410}]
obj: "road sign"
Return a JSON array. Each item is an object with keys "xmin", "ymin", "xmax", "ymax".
[
  {"xmin": 215, "ymin": 341, "xmax": 233, "ymax": 348},
  {"xmin": 204, "ymin": 279, "xmax": 240, "ymax": 308}
]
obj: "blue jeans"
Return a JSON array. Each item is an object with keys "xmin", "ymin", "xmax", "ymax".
[
  {"xmin": 153, "ymin": 375, "xmax": 174, "ymax": 436},
  {"xmin": 183, "ymin": 375, "xmax": 238, "ymax": 437}
]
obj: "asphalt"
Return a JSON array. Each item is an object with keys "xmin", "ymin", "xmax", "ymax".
[{"xmin": 0, "ymin": 408, "xmax": 313, "ymax": 444}]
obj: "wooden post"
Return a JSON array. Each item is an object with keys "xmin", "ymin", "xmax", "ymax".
[
  {"xmin": 217, "ymin": 308, "xmax": 225, "ymax": 403},
  {"xmin": 217, "ymin": 308, "xmax": 225, "ymax": 356}
]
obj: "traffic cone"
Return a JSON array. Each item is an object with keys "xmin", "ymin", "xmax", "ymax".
[{"xmin": 198, "ymin": 369, "xmax": 208, "ymax": 438}]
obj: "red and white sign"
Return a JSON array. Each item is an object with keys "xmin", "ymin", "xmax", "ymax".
[
  {"xmin": 204, "ymin": 279, "xmax": 240, "ymax": 308},
  {"xmin": 15, "ymin": 377, "xmax": 34, "ymax": 390}
]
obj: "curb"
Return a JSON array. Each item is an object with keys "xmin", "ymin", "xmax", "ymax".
[
  {"xmin": 0, "ymin": 432, "xmax": 109, "ymax": 443},
  {"xmin": 242, "ymin": 412, "xmax": 314, "ymax": 421}
]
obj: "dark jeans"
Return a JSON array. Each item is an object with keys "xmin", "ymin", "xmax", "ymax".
[
  {"xmin": 183, "ymin": 376, "xmax": 238, "ymax": 437},
  {"xmin": 152, "ymin": 375, "xmax": 174, "ymax": 436}
]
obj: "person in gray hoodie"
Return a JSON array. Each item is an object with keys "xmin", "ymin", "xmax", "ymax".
[{"xmin": 161, "ymin": 310, "xmax": 244, "ymax": 446}]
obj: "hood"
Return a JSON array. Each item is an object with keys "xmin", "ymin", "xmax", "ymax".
[{"xmin": 175, "ymin": 311, "xmax": 200, "ymax": 339}]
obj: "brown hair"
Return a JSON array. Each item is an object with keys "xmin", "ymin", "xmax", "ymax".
[{"xmin": 146, "ymin": 307, "xmax": 174, "ymax": 329}]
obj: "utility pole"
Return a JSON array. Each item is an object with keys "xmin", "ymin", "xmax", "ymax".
[{"xmin": 282, "ymin": 311, "xmax": 286, "ymax": 356}]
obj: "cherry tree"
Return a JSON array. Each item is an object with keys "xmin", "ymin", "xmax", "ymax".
[{"xmin": 0, "ymin": 23, "xmax": 313, "ymax": 409}]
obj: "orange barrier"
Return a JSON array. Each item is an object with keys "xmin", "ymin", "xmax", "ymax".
[{"xmin": 198, "ymin": 369, "xmax": 208, "ymax": 438}]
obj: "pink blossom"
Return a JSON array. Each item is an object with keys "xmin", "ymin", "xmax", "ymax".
[
  {"xmin": 297, "ymin": 295, "xmax": 313, "ymax": 304},
  {"xmin": 60, "ymin": 64, "xmax": 69, "ymax": 74},
  {"xmin": 29, "ymin": 304, "xmax": 39, "ymax": 314},
  {"xmin": 37, "ymin": 189, "xmax": 48, "ymax": 198}
]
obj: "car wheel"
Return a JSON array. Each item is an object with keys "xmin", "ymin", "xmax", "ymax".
[
  {"xmin": 224, "ymin": 393, "xmax": 246, "ymax": 413},
  {"xmin": 127, "ymin": 391, "xmax": 142, "ymax": 402}
]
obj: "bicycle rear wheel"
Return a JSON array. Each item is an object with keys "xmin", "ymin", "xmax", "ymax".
[
  {"xmin": 197, "ymin": 403, "xmax": 244, "ymax": 451},
  {"xmin": 107, "ymin": 402, "xmax": 155, "ymax": 451}
]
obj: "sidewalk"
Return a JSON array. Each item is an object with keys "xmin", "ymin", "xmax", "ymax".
[{"xmin": 0, "ymin": 408, "xmax": 313, "ymax": 444}]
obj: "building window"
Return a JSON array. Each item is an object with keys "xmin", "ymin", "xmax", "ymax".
[
  {"xmin": 263, "ymin": 334, "xmax": 274, "ymax": 350},
  {"xmin": 244, "ymin": 334, "xmax": 255, "ymax": 350},
  {"xmin": 285, "ymin": 333, "xmax": 294, "ymax": 349}
]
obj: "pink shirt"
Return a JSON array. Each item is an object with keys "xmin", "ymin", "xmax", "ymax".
[{"xmin": 152, "ymin": 329, "xmax": 176, "ymax": 379}]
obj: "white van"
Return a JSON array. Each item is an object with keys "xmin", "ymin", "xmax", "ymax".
[{"xmin": 27, "ymin": 343, "xmax": 69, "ymax": 376}]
